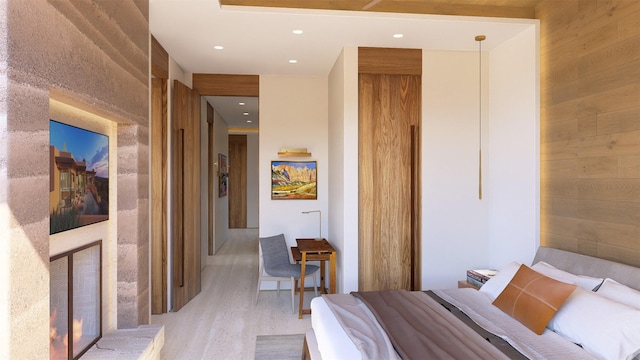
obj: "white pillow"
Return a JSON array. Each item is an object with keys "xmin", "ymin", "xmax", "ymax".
[
  {"xmin": 597, "ymin": 278, "xmax": 640, "ymax": 310},
  {"xmin": 532, "ymin": 261, "xmax": 603, "ymax": 291},
  {"xmin": 548, "ymin": 287, "xmax": 640, "ymax": 360},
  {"xmin": 478, "ymin": 261, "xmax": 521, "ymax": 301}
]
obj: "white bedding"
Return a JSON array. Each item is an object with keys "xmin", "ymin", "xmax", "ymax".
[
  {"xmin": 434, "ymin": 288, "xmax": 598, "ymax": 360},
  {"xmin": 309, "ymin": 247, "xmax": 640, "ymax": 360},
  {"xmin": 310, "ymin": 296, "xmax": 361, "ymax": 359},
  {"xmin": 311, "ymin": 289, "xmax": 598, "ymax": 360}
]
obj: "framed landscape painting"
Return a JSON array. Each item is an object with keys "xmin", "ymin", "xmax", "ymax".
[
  {"xmin": 49, "ymin": 120, "xmax": 109, "ymax": 234},
  {"xmin": 271, "ymin": 160, "xmax": 317, "ymax": 200}
]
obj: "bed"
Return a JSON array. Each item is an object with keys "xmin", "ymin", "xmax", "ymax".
[{"xmin": 303, "ymin": 246, "xmax": 640, "ymax": 360}]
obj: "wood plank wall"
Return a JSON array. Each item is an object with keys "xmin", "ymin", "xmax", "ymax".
[{"xmin": 536, "ymin": 0, "xmax": 640, "ymax": 267}]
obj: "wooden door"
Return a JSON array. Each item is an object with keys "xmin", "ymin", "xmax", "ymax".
[
  {"xmin": 228, "ymin": 134, "xmax": 247, "ymax": 228},
  {"xmin": 207, "ymin": 103, "xmax": 214, "ymax": 255},
  {"xmin": 151, "ymin": 77, "xmax": 168, "ymax": 314},
  {"xmin": 358, "ymin": 47, "xmax": 422, "ymax": 291},
  {"xmin": 172, "ymin": 80, "xmax": 201, "ymax": 311},
  {"xmin": 151, "ymin": 36, "xmax": 169, "ymax": 314}
]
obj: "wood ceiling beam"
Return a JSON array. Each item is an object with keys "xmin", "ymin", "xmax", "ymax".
[{"xmin": 219, "ymin": 0, "xmax": 539, "ymax": 19}]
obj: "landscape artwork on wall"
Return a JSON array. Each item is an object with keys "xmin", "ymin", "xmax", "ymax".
[
  {"xmin": 49, "ymin": 120, "xmax": 109, "ymax": 234},
  {"xmin": 271, "ymin": 160, "xmax": 317, "ymax": 200}
]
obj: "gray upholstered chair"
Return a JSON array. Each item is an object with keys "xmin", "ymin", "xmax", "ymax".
[{"xmin": 255, "ymin": 233, "xmax": 319, "ymax": 313}]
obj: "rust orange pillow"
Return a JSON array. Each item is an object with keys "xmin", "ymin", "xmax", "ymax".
[{"xmin": 492, "ymin": 264, "xmax": 577, "ymax": 334}]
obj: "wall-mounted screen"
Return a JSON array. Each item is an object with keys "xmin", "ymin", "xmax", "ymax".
[{"xmin": 49, "ymin": 120, "xmax": 109, "ymax": 234}]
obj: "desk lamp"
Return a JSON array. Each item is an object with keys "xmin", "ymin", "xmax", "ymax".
[{"xmin": 301, "ymin": 210, "xmax": 322, "ymax": 240}]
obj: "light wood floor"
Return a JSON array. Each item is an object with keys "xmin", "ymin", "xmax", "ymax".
[{"xmin": 151, "ymin": 228, "xmax": 314, "ymax": 360}]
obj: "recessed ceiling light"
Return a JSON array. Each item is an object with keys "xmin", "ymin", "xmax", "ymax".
[
  {"xmin": 289, "ymin": 59, "xmax": 298, "ymax": 64},
  {"xmin": 247, "ymin": 120, "xmax": 253, "ymax": 123},
  {"xmin": 238, "ymin": 102, "xmax": 245, "ymax": 106},
  {"xmin": 243, "ymin": 112, "xmax": 249, "ymax": 116},
  {"xmin": 292, "ymin": 29, "xmax": 303, "ymax": 35},
  {"xmin": 214, "ymin": 45, "xmax": 224, "ymax": 50},
  {"xmin": 393, "ymin": 33, "xmax": 404, "ymax": 38}
]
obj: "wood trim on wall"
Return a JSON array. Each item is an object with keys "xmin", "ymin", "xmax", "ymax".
[
  {"xmin": 151, "ymin": 35, "xmax": 169, "ymax": 314},
  {"xmin": 151, "ymin": 36, "xmax": 169, "ymax": 79},
  {"xmin": 358, "ymin": 47, "xmax": 422, "ymax": 75},
  {"xmin": 411, "ymin": 124, "xmax": 422, "ymax": 290},
  {"xmin": 192, "ymin": 74, "xmax": 259, "ymax": 97}
]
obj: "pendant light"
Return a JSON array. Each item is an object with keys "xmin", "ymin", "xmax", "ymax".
[{"xmin": 475, "ymin": 35, "xmax": 485, "ymax": 200}]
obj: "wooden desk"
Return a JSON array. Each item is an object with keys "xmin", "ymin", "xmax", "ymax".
[{"xmin": 293, "ymin": 238, "xmax": 336, "ymax": 319}]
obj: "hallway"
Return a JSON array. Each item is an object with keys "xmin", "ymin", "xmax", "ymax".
[{"xmin": 151, "ymin": 229, "xmax": 313, "ymax": 359}]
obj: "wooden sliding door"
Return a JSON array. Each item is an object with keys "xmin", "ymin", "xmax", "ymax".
[
  {"xmin": 207, "ymin": 103, "xmax": 215, "ymax": 255},
  {"xmin": 151, "ymin": 36, "xmax": 169, "ymax": 314},
  {"xmin": 358, "ymin": 47, "xmax": 422, "ymax": 292},
  {"xmin": 151, "ymin": 77, "xmax": 168, "ymax": 314},
  {"xmin": 172, "ymin": 80, "xmax": 201, "ymax": 311},
  {"xmin": 228, "ymin": 134, "xmax": 247, "ymax": 228}
]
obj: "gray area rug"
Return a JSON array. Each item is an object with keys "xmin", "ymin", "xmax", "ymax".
[{"xmin": 255, "ymin": 334, "xmax": 305, "ymax": 360}]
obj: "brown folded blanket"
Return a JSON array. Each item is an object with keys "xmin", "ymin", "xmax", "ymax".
[{"xmin": 353, "ymin": 290, "xmax": 511, "ymax": 360}]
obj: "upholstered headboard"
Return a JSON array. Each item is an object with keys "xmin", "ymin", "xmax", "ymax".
[{"xmin": 532, "ymin": 246, "xmax": 640, "ymax": 291}]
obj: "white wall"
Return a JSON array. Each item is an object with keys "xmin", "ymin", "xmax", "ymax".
[
  {"xmin": 256, "ymin": 28, "xmax": 538, "ymax": 294},
  {"xmin": 322, "ymin": 28, "xmax": 538, "ymax": 292},
  {"xmin": 246, "ymin": 133, "xmax": 259, "ymax": 228},
  {"xmin": 421, "ymin": 26, "xmax": 539, "ymax": 289},
  {"xmin": 488, "ymin": 25, "xmax": 540, "ymax": 269},
  {"xmin": 328, "ymin": 47, "xmax": 359, "ymax": 293},
  {"xmin": 422, "ymin": 50, "xmax": 492, "ymax": 290},
  {"xmin": 214, "ymin": 110, "xmax": 229, "ymax": 253},
  {"xmin": 258, "ymin": 76, "xmax": 329, "ymax": 290}
]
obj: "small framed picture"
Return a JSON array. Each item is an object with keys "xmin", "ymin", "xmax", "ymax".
[{"xmin": 219, "ymin": 153, "xmax": 228, "ymax": 197}]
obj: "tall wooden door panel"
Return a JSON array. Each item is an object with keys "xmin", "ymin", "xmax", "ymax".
[
  {"xmin": 172, "ymin": 80, "xmax": 201, "ymax": 311},
  {"xmin": 228, "ymin": 134, "xmax": 247, "ymax": 228},
  {"xmin": 358, "ymin": 72, "xmax": 421, "ymax": 292},
  {"xmin": 151, "ymin": 36, "xmax": 169, "ymax": 314},
  {"xmin": 151, "ymin": 77, "xmax": 168, "ymax": 314},
  {"xmin": 207, "ymin": 103, "xmax": 215, "ymax": 255}
]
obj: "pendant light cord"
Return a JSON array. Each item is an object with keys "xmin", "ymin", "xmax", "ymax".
[
  {"xmin": 475, "ymin": 35, "xmax": 485, "ymax": 200},
  {"xmin": 479, "ymin": 39, "xmax": 482, "ymax": 158}
]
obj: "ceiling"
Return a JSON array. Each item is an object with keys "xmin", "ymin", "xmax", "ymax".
[
  {"xmin": 150, "ymin": 0, "xmax": 538, "ymax": 129},
  {"xmin": 206, "ymin": 95, "xmax": 259, "ymax": 130}
]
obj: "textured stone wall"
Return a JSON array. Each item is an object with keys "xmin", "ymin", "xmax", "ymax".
[
  {"xmin": 117, "ymin": 122, "xmax": 150, "ymax": 328},
  {"xmin": 0, "ymin": 0, "xmax": 149, "ymax": 358}
]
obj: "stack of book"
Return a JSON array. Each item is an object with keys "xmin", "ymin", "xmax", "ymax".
[{"xmin": 466, "ymin": 269, "xmax": 498, "ymax": 288}]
